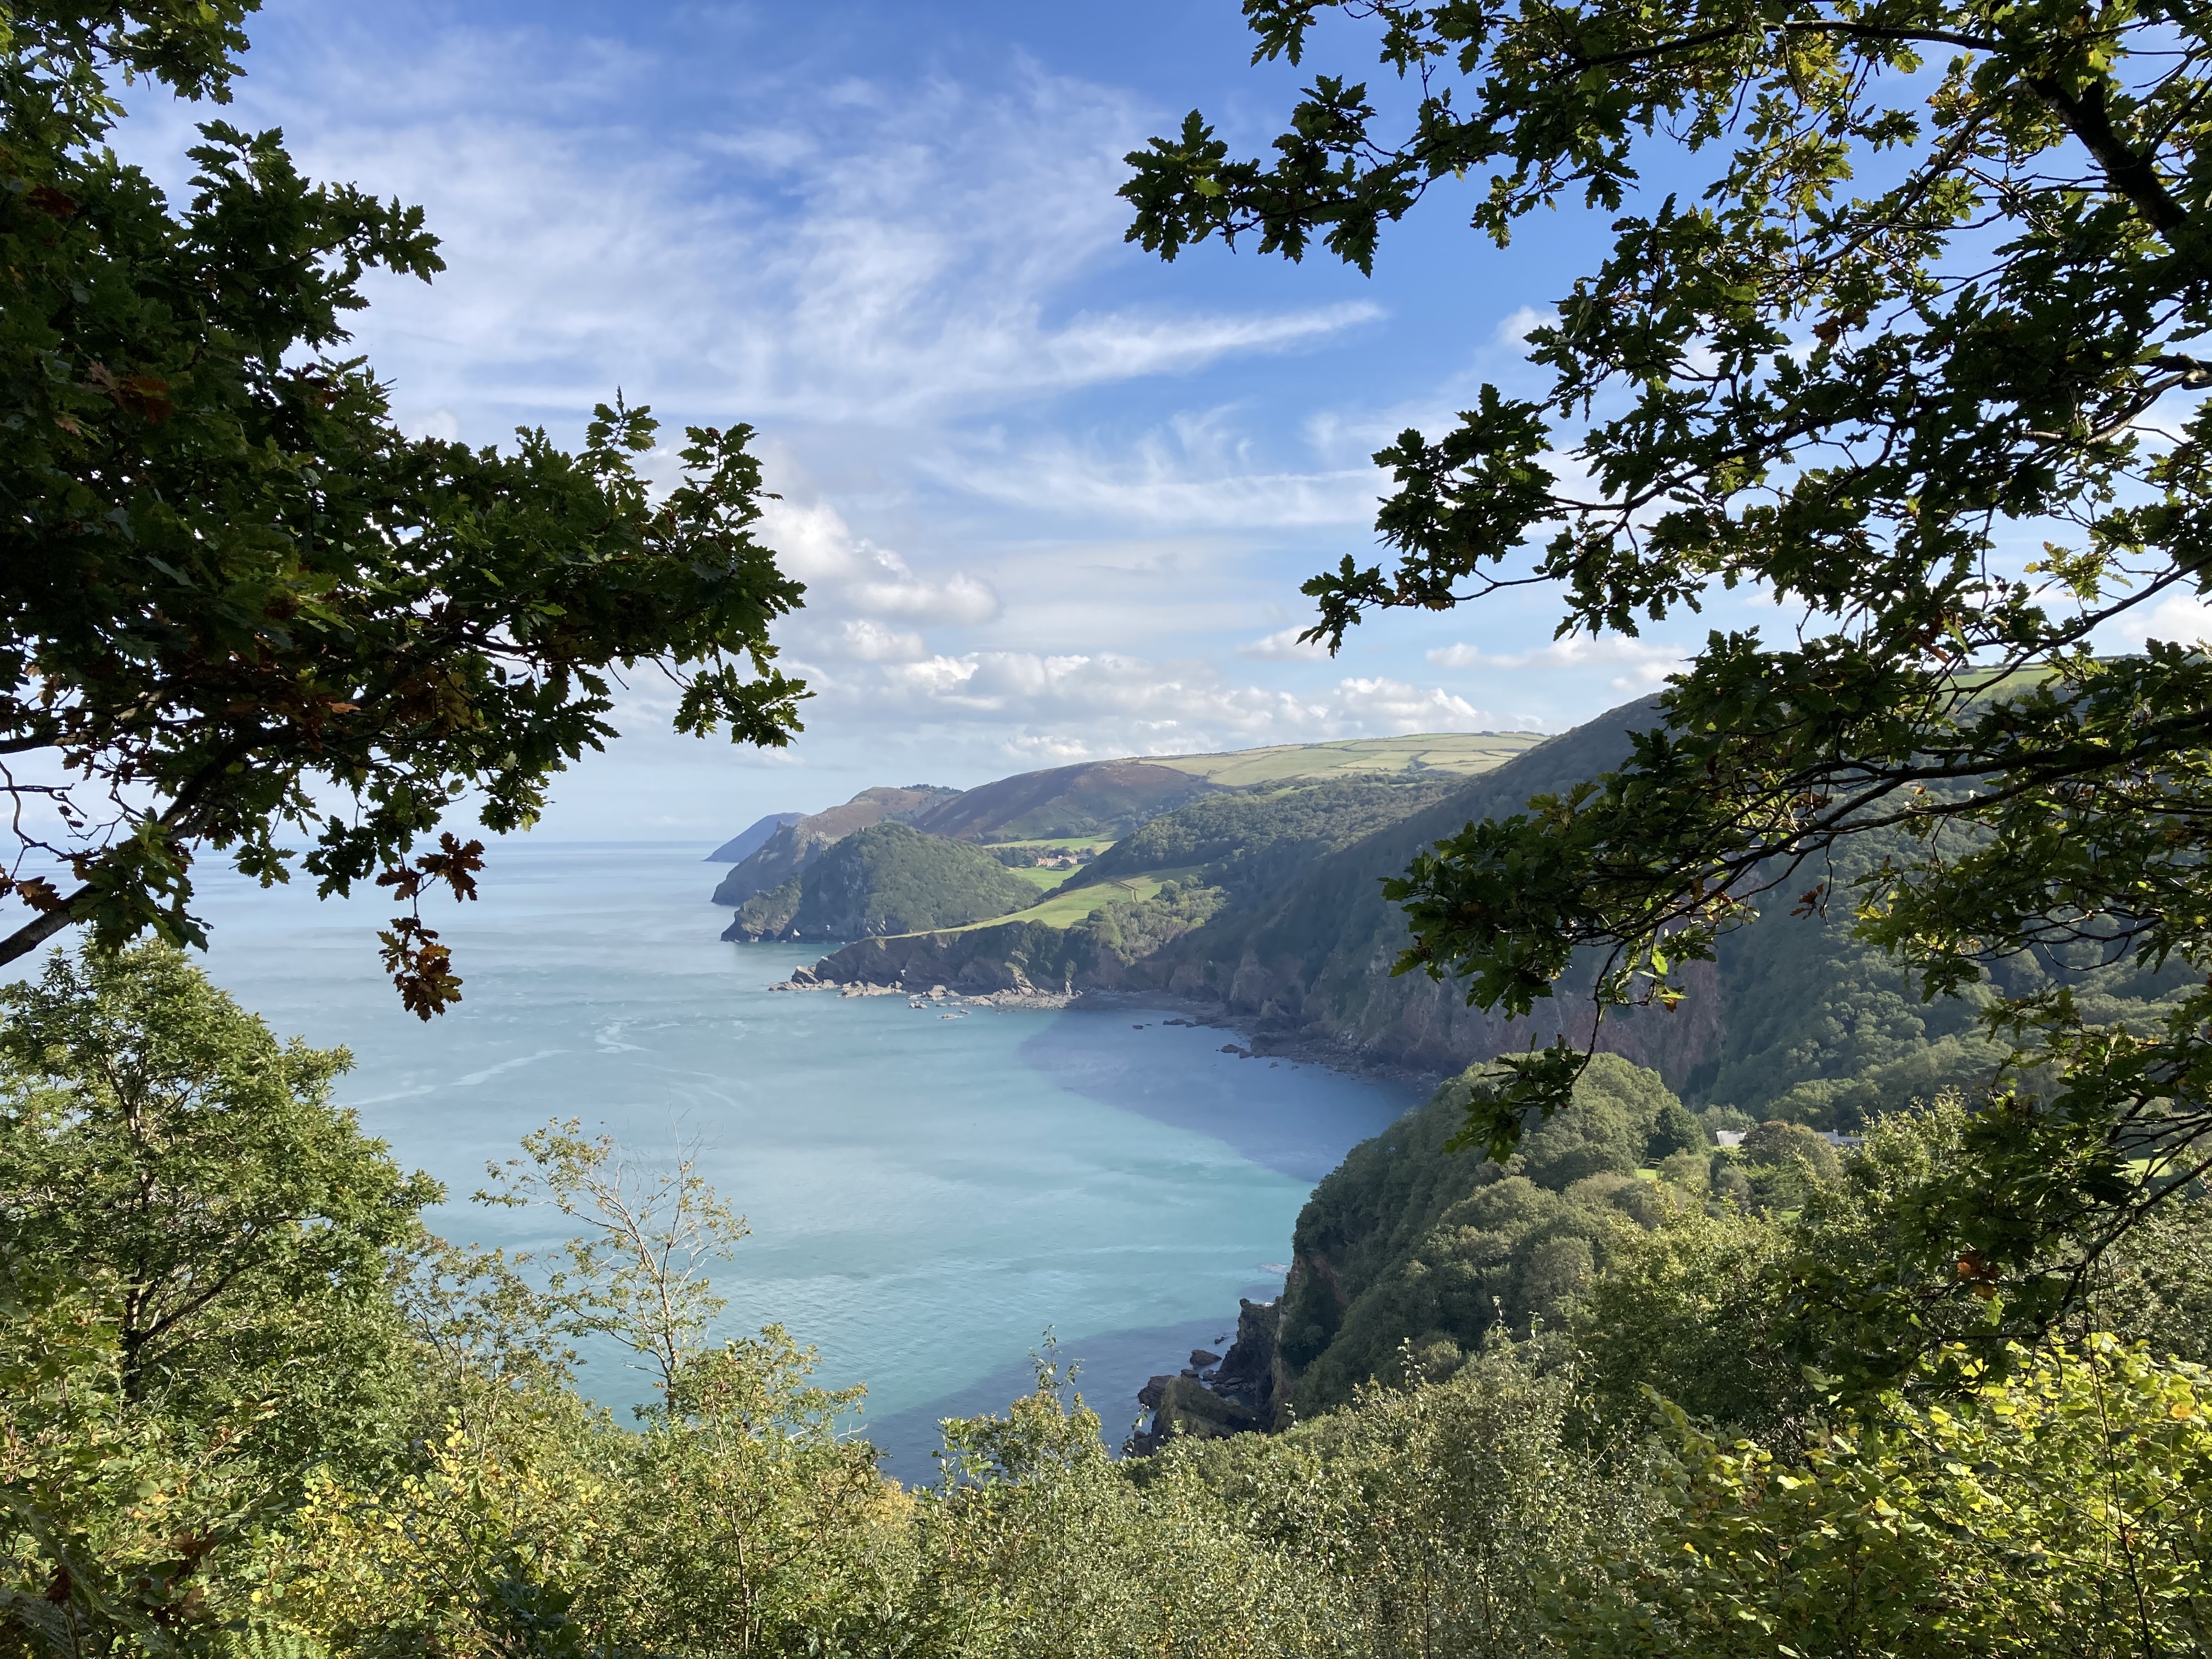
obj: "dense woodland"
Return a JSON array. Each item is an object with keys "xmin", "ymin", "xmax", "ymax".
[{"xmin": 10, "ymin": 945, "xmax": 2212, "ymax": 1657}]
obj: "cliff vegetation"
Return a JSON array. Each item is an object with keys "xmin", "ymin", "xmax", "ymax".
[{"xmin": 15, "ymin": 946, "xmax": 2212, "ymax": 1659}]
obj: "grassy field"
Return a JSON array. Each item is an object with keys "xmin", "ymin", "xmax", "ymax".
[
  {"xmin": 1146, "ymin": 731, "xmax": 1547, "ymax": 787},
  {"xmin": 986, "ymin": 834, "xmax": 1114, "ymax": 854},
  {"xmin": 904, "ymin": 867, "xmax": 1201, "ymax": 936}
]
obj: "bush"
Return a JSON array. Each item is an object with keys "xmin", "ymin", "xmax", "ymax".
[{"xmin": 1564, "ymin": 1338, "xmax": 2212, "ymax": 1658}]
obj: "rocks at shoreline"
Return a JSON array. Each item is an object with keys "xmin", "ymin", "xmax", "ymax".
[
  {"xmin": 766, "ymin": 967, "xmax": 1075, "ymax": 1012},
  {"xmin": 1125, "ymin": 1295, "xmax": 1290, "ymax": 1456}
]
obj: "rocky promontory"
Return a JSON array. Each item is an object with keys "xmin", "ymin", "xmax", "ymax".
[{"xmin": 1125, "ymin": 1295, "xmax": 1290, "ymax": 1454}]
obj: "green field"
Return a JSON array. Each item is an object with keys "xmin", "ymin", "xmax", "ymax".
[
  {"xmin": 899, "ymin": 867, "xmax": 1199, "ymax": 936},
  {"xmin": 987, "ymin": 834, "xmax": 1114, "ymax": 853},
  {"xmin": 1144, "ymin": 730, "xmax": 1547, "ymax": 787}
]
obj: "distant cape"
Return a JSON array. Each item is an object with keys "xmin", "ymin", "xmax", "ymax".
[{"xmin": 704, "ymin": 812, "xmax": 804, "ymax": 862}]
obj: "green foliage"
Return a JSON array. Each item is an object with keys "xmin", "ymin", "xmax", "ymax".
[
  {"xmin": 1068, "ymin": 878, "xmax": 1223, "ymax": 964},
  {"xmin": 1512, "ymin": 1051, "xmax": 1674, "ymax": 1184},
  {"xmin": 1565, "ymin": 1339, "xmax": 2212, "ymax": 1657},
  {"xmin": 1276, "ymin": 1056, "xmax": 1688, "ymax": 1414},
  {"xmin": 477, "ymin": 1121, "xmax": 749, "ymax": 1413},
  {"xmin": 0, "ymin": 1, "xmax": 804, "ymax": 1009},
  {"xmin": 0, "ymin": 944, "xmax": 433, "ymax": 1457},
  {"xmin": 724, "ymin": 873, "xmax": 802, "ymax": 941},
  {"xmin": 0, "ymin": 1265, "xmax": 281, "ymax": 1659},
  {"xmin": 1126, "ymin": 0, "xmax": 2212, "ymax": 1333},
  {"xmin": 1076, "ymin": 774, "xmax": 1461, "ymax": 899},
  {"xmin": 911, "ymin": 1353, "xmax": 1324, "ymax": 1658},
  {"xmin": 788, "ymin": 823, "xmax": 1038, "ymax": 939},
  {"xmin": 1576, "ymin": 1203, "xmax": 1803, "ymax": 1438},
  {"xmin": 1644, "ymin": 1100, "xmax": 1705, "ymax": 1161},
  {"xmin": 18, "ymin": 945, "xmax": 2212, "ymax": 1656}
]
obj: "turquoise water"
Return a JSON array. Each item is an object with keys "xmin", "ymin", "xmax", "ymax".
[{"xmin": 72, "ymin": 843, "xmax": 1418, "ymax": 1477}]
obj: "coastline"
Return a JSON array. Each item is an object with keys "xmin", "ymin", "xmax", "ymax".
[
  {"xmin": 768, "ymin": 964, "xmax": 1451, "ymax": 1093},
  {"xmin": 763, "ymin": 951, "xmax": 1435, "ymax": 1452}
]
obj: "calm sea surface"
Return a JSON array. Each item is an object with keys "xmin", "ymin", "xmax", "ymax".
[{"xmin": 70, "ymin": 842, "xmax": 1419, "ymax": 1479}]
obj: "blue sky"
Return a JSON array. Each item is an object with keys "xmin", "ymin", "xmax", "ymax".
[{"xmin": 131, "ymin": 2, "xmax": 1767, "ymax": 834}]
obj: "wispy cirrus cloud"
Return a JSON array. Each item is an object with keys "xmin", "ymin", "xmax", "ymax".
[
  {"xmin": 931, "ymin": 404, "xmax": 1388, "ymax": 530},
  {"xmin": 185, "ymin": 25, "xmax": 1379, "ymax": 438},
  {"xmin": 114, "ymin": 5, "xmax": 1594, "ymax": 834}
]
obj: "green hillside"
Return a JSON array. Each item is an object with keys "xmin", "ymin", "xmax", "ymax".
[
  {"xmin": 803, "ymin": 702, "xmax": 2193, "ymax": 1132},
  {"xmin": 1269, "ymin": 1054, "xmax": 1684, "ymax": 1418},
  {"xmin": 784, "ymin": 823, "xmax": 1039, "ymax": 940},
  {"xmin": 1149, "ymin": 730, "xmax": 1545, "ymax": 786},
  {"xmin": 712, "ymin": 785, "xmax": 957, "ymax": 907},
  {"xmin": 722, "ymin": 873, "xmax": 804, "ymax": 941},
  {"xmin": 1069, "ymin": 774, "xmax": 1466, "ymax": 900},
  {"xmin": 907, "ymin": 759, "xmax": 1215, "ymax": 843}
]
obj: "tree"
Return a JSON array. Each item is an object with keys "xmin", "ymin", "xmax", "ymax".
[
  {"xmin": 0, "ymin": 943, "xmax": 436, "ymax": 1435},
  {"xmin": 1645, "ymin": 1100, "xmax": 1705, "ymax": 1163},
  {"xmin": 0, "ymin": 2, "xmax": 805, "ymax": 1014},
  {"xmin": 1564, "ymin": 1338, "xmax": 2212, "ymax": 1657},
  {"xmin": 477, "ymin": 1120, "xmax": 750, "ymax": 1413},
  {"xmin": 1125, "ymin": 1, "xmax": 2212, "ymax": 1352}
]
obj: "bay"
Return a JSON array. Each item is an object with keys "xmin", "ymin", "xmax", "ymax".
[{"xmin": 70, "ymin": 842, "xmax": 1419, "ymax": 1480}]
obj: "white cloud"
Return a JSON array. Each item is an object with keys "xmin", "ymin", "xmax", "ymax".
[
  {"xmin": 934, "ymin": 408, "xmax": 1387, "ymax": 529},
  {"xmin": 763, "ymin": 499, "xmax": 999, "ymax": 631},
  {"xmin": 2140, "ymin": 592, "xmax": 2212, "ymax": 646},
  {"xmin": 1427, "ymin": 633, "xmax": 1686, "ymax": 692},
  {"xmin": 199, "ymin": 30, "xmax": 1378, "ymax": 435},
  {"xmin": 857, "ymin": 651, "xmax": 1487, "ymax": 754},
  {"xmin": 1235, "ymin": 627, "xmax": 1329, "ymax": 661},
  {"xmin": 1330, "ymin": 678, "xmax": 1491, "ymax": 730},
  {"xmin": 837, "ymin": 619, "xmax": 929, "ymax": 663},
  {"xmin": 1496, "ymin": 306, "xmax": 1558, "ymax": 347}
]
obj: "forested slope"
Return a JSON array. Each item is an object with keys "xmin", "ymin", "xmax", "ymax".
[
  {"xmin": 804, "ymin": 699, "xmax": 2193, "ymax": 1125},
  {"xmin": 711, "ymin": 786, "xmax": 957, "ymax": 906},
  {"xmin": 724, "ymin": 823, "xmax": 1042, "ymax": 941}
]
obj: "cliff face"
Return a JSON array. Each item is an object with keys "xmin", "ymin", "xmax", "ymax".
[
  {"xmin": 704, "ymin": 812, "xmax": 803, "ymax": 864},
  {"xmin": 801, "ymin": 701, "xmax": 1726, "ymax": 1088},
  {"xmin": 1139, "ymin": 702, "xmax": 1723, "ymax": 1079}
]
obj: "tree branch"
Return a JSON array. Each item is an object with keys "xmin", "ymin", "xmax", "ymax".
[{"xmin": 2027, "ymin": 72, "xmax": 2191, "ymax": 237}]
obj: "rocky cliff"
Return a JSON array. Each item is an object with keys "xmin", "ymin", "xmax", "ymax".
[{"xmin": 802, "ymin": 702, "xmax": 1720, "ymax": 1085}]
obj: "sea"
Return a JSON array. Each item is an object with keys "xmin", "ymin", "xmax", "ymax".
[{"xmin": 41, "ymin": 842, "xmax": 1420, "ymax": 1483}]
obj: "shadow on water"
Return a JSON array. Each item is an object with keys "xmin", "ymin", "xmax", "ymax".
[
  {"xmin": 863, "ymin": 1290, "xmax": 1279, "ymax": 1487},
  {"xmin": 1018, "ymin": 1003, "xmax": 1418, "ymax": 1182}
]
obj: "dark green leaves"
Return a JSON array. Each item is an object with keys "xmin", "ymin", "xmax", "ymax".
[
  {"xmin": 1130, "ymin": 0, "xmax": 2212, "ymax": 1323},
  {"xmin": 0, "ymin": 2, "xmax": 806, "ymax": 1010}
]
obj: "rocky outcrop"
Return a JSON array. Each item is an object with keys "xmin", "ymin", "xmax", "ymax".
[
  {"xmin": 1210, "ymin": 1296, "xmax": 1293, "ymax": 1427},
  {"xmin": 1125, "ymin": 1298, "xmax": 1291, "ymax": 1454},
  {"xmin": 706, "ymin": 812, "xmax": 804, "ymax": 864}
]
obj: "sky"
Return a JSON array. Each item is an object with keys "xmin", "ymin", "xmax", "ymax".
[{"xmin": 122, "ymin": 0, "xmax": 2204, "ymax": 839}]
